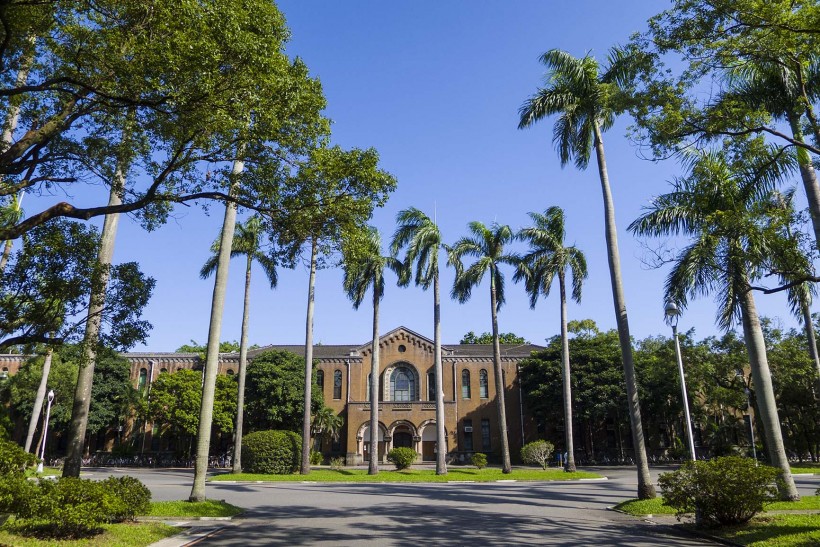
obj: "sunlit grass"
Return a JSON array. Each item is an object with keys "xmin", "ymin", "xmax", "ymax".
[
  {"xmin": 211, "ymin": 467, "xmax": 602, "ymax": 482},
  {"xmin": 711, "ymin": 514, "xmax": 820, "ymax": 546},
  {"xmin": 0, "ymin": 520, "xmax": 178, "ymax": 547},
  {"xmin": 612, "ymin": 497, "xmax": 676, "ymax": 516},
  {"xmin": 147, "ymin": 500, "xmax": 242, "ymax": 518},
  {"xmin": 790, "ymin": 463, "xmax": 820, "ymax": 474}
]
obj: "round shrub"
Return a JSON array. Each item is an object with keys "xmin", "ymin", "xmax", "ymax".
[
  {"xmin": 242, "ymin": 430, "xmax": 301, "ymax": 474},
  {"xmin": 309, "ymin": 450, "xmax": 323, "ymax": 465},
  {"xmin": 101, "ymin": 475, "xmax": 151, "ymax": 522},
  {"xmin": 17, "ymin": 478, "xmax": 110, "ymax": 537},
  {"xmin": 471, "ymin": 452, "xmax": 487, "ymax": 469},
  {"xmin": 520, "ymin": 440, "xmax": 554, "ymax": 470},
  {"xmin": 658, "ymin": 456, "xmax": 780, "ymax": 527},
  {"xmin": 0, "ymin": 438, "xmax": 36, "ymax": 475},
  {"xmin": 386, "ymin": 447, "xmax": 417, "ymax": 470}
]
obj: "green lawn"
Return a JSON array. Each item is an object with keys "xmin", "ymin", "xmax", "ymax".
[
  {"xmin": 0, "ymin": 521, "xmax": 178, "ymax": 547},
  {"xmin": 211, "ymin": 467, "xmax": 602, "ymax": 483},
  {"xmin": 790, "ymin": 463, "xmax": 820, "ymax": 474},
  {"xmin": 24, "ymin": 466, "xmax": 61, "ymax": 478},
  {"xmin": 147, "ymin": 499, "xmax": 243, "ymax": 518},
  {"xmin": 711, "ymin": 514, "xmax": 820, "ymax": 547},
  {"xmin": 614, "ymin": 495, "xmax": 820, "ymax": 516}
]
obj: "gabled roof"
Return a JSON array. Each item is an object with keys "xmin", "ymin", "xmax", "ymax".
[{"xmin": 357, "ymin": 326, "xmax": 436, "ymax": 356}]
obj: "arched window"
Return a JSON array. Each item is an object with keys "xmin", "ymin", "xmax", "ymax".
[
  {"xmin": 461, "ymin": 369, "xmax": 471, "ymax": 399},
  {"xmin": 316, "ymin": 370, "xmax": 324, "ymax": 391},
  {"xmin": 138, "ymin": 368, "xmax": 148, "ymax": 391},
  {"xmin": 427, "ymin": 372, "xmax": 435, "ymax": 401},
  {"xmin": 390, "ymin": 366, "xmax": 415, "ymax": 401},
  {"xmin": 226, "ymin": 369, "xmax": 235, "ymax": 375},
  {"xmin": 479, "ymin": 369, "xmax": 489, "ymax": 398},
  {"xmin": 333, "ymin": 370, "xmax": 343, "ymax": 399}
]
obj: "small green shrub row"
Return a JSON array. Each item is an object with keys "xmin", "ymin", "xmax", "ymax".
[
  {"xmin": 242, "ymin": 430, "xmax": 301, "ymax": 474},
  {"xmin": 659, "ymin": 456, "xmax": 780, "ymax": 527},
  {"xmin": 386, "ymin": 447, "xmax": 417, "ymax": 470},
  {"xmin": 0, "ymin": 475, "xmax": 151, "ymax": 537}
]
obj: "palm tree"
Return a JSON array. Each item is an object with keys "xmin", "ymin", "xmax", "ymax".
[
  {"xmin": 311, "ymin": 405, "xmax": 344, "ymax": 451},
  {"xmin": 628, "ymin": 144, "xmax": 803, "ymax": 500},
  {"xmin": 189, "ymin": 157, "xmax": 244, "ymax": 501},
  {"xmin": 449, "ymin": 221, "xmax": 517, "ymax": 473},
  {"xmin": 723, "ymin": 59, "xmax": 820, "ymax": 253},
  {"xmin": 390, "ymin": 207, "xmax": 448, "ymax": 475},
  {"xmin": 514, "ymin": 207, "xmax": 587, "ymax": 472},
  {"xmin": 518, "ymin": 48, "xmax": 656, "ymax": 498},
  {"xmin": 342, "ymin": 227, "xmax": 403, "ymax": 475},
  {"xmin": 201, "ymin": 214, "xmax": 277, "ymax": 474}
]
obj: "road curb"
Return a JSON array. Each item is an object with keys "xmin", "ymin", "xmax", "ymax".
[{"xmin": 147, "ymin": 525, "xmax": 228, "ymax": 547}]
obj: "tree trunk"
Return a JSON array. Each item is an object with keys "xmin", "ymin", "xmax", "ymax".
[
  {"xmin": 368, "ymin": 279, "xmax": 380, "ymax": 475},
  {"xmin": 63, "ymin": 167, "xmax": 124, "ymax": 478},
  {"xmin": 800, "ymin": 295, "xmax": 820, "ymax": 385},
  {"xmin": 24, "ymin": 346, "xmax": 53, "ymax": 453},
  {"xmin": 232, "ymin": 254, "xmax": 253, "ymax": 474},
  {"xmin": 490, "ymin": 266, "xmax": 512, "ymax": 473},
  {"xmin": 739, "ymin": 288, "xmax": 800, "ymax": 500},
  {"xmin": 0, "ymin": 35, "xmax": 35, "ymax": 273},
  {"xmin": 433, "ymin": 268, "xmax": 447, "ymax": 474},
  {"xmin": 558, "ymin": 270, "xmax": 576, "ymax": 472},
  {"xmin": 189, "ymin": 159, "xmax": 243, "ymax": 501},
  {"xmin": 788, "ymin": 114, "xmax": 820, "ymax": 255},
  {"xmin": 300, "ymin": 236, "xmax": 318, "ymax": 474},
  {"xmin": 593, "ymin": 124, "xmax": 655, "ymax": 499}
]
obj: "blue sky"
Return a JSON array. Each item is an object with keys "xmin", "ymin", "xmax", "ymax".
[{"xmin": 85, "ymin": 1, "xmax": 804, "ymax": 350}]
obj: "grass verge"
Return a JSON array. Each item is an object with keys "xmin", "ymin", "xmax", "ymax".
[
  {"xmin": 0, "ymin": 520, "xmax": 178, "ymax": 547},
  {"xmin": 24, "ymin": 466, "xmax": 61, "ymax": 478},
  {"xmin": 612, "ymin": 497, "xmax": 676, "ymax": 516},
  {"xmin": 790, "ymin": 463, "xmax": 820, "ymax": 474},
  {"xmin": 211, "ymin": 467, "xmax": 602, "ymax": 482},
  {"xmin": 147, "ymin": 499, "xmax": 242, "ymax": 518},
  {"xmin": 710, "ymin": 514, "xmax": 820, "ymax": 547}
]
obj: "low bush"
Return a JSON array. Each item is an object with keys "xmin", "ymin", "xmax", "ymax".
[
  {"xmin": 242, "ymin": 430, "xmax": 301, "ymax": 474},
  {"xmin": 386, "ymin": 447, "xmax": 417, "ymax": 470},
  {"xmin": 521, "ymin": 440, "xmax": 554, "ymax": 470},
  {"xmin": 330, "ymin": 456, "xmax": 345, "ymax": 470},
  {"xmin": 309, "ymin": 450, "xmax": 323, "ymax": 465},
  {"xmin": 658, "ymin": 456, "xmax": 779, "ymax": 527},
  {"xmin": 102, "ymin": 476, "xmax": 151, "ymax": 522},
  {"xmin": 471, "ymin": 453, "xmax": 487, "ymax": 469},
  {"xmin": 0, "ymin": 438, "xmax": 36, "ymax": 475}
]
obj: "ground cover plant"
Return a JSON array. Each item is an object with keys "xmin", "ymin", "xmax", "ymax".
[
  {"xmin": 147, "ymin": 500, "xmax": 242, "ymax": 518},
  {"xmin": 210, "ymin": 468, "xmax": 602, "ymax": 482},
  {"xmin": 615, "ymin": 495, "xmax": 820, "ymax": 516},
  {"xmin": 0, "ymin": 521, "xmax": 178, "ymax": 547},
  {"xmin": 710, "ymin": 514, "xmax": 820, "ymax": 547}
]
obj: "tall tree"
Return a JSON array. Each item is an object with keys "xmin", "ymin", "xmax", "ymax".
[
  {"xmin": 629, "ymin": 141, "xmax": 805, "ymax": 500},
  {"xmin": 201, "ymin": 214, "xmax": 278, "ymax": 474},
  {"xmin": 342, "ymin": 226, "xmax": 404, "ymax": 475},
  {"xmin": 519, "ymin": 48, "xmax": 656, "ymax": 498},
  {"xmin": 390, "ymin": 207, "xmax": 448, "ymax": 475},
  {"xmin": 189, "ymin": 157, "xmax": 243, "ymax": 502},
  {"xmin": 276, "ymin": 145, "xmax": 396, "ymax": 474},
  {"xmin": 449, "ymin": 221, "xmax": 517, "ymax": 473},
  {"xmin": 515, "ymin": 207, "xmax": 587, "ymax": 472}
]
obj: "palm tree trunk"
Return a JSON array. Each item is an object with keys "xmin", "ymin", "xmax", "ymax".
[
  {"xmin": 558, "ymin": 270, "xmax": 576, "ymax": 472},
  {"xmin": 63, "ymin": 166, "xmax": 124, "ymax": 478},
  {"xmin": 433, "ymin": 268, "xmax": 447, "ymax": 474},
  {"xmin": 368, "ymin": 280, "xmax": 380, "ymax": 475},
  {"xmin": 593, "ymin": 124, "xmax": 655, "ymax": 499},
  {"xmin": 189, "ymin": 159, "xmax": 243, "ymax": 501},
  {"xmin": 739, "ymin": 288, "xmax": 800, "ymax": 500},
  {"xmin": 800, "ymin": 296, "xmax": 820, "ymax": 384},
  {"xmin": 0, "ymin": 35, "xmax": 36, "ymax": 273},
  {"xmin": 788, "ymin": 114, "xmax": 820, "ymax": 253},
  {"xmin": 232, "ymin": 254, "xmax": 253, "ymax": 474},
  {"xmin": 24, "ymin": 345, "xmax": 54, "ymax": 453},
  {"xmin": 300, "ymin": 236, "xmax": 318, "ymax": 474},
  {"xmin": 490, "ymin": 266, "xmax": 512, "ymax": 473}
]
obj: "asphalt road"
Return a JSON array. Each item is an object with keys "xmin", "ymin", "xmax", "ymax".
[{"xmin": 83, "ymin": 466, "xmax": 820, "ymax": 546}]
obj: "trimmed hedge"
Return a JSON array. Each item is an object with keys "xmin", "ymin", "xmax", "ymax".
[
  {"xmin": 471, "ymin": 453, "xmax": 487, "ymax": 469},
  {"xmin": 242, "ymin": 430, "xmax": 301, "ymax": 474},
  {"xmin": 658, "ymin": 456, "xmax": 779, "ymax": 527},
  {"xmin": 386, "ymin": 447, "xmax": 417, "ymax": 470}
]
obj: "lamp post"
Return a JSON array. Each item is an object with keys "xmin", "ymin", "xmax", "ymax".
[
  {"xmin": 664, "ymin": 302, "xmax": 697, "ymax": 461},
  {"xmin": 36, "ymin": 389, "xmax": 55, "ymax": 473}
]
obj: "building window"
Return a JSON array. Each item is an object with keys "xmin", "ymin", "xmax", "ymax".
[
  {"xmin": 138, "ymin": 368, "xmax": 147, "ymax": 392},
  {"xmin": 316, "ymin": 370, "xmax": 324, "ymax": 391},
  {"xmin": 481, "ymin": 418, "xmax": 491, "ymax": 451},
  {"xmin": 390, "ymin": 366, "xmax": 415, "ymax": 401},
  {"xmin": 159, "ymin": 368, "xmax": 168, "ymax": 374},
  {"xmin": 226, "ymin": 369, "xmax": 234, "ymax": 375},
  {"xmin": 461, "ymin": 369, "xmax": 471, "ymax": 399},
  {"xmin": 427, "ymin": 372, "xmax": 435, "ymax": 401},
  {"xmin": 463, "ymin": 419, "xmax": 473, "ymax": 451},
  {"xmin": 333, "ymin": 370, "xmax": 342, "ymax": 399},
  {"xmin": 479, "ymin": 369, "xmax": 488, "ymax": 398}
]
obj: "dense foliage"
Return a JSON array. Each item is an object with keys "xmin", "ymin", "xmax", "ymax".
[
  {"xmin": 386, "ymin": 447, "xmax": 417, "ymax": 470},
  {"xmin": 521, "ymin": 440, "xmax": 555, "ymax": 470},
  {"xmin": 658, "ymin": 457, "xmax": 779, "ymax": 527}
]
